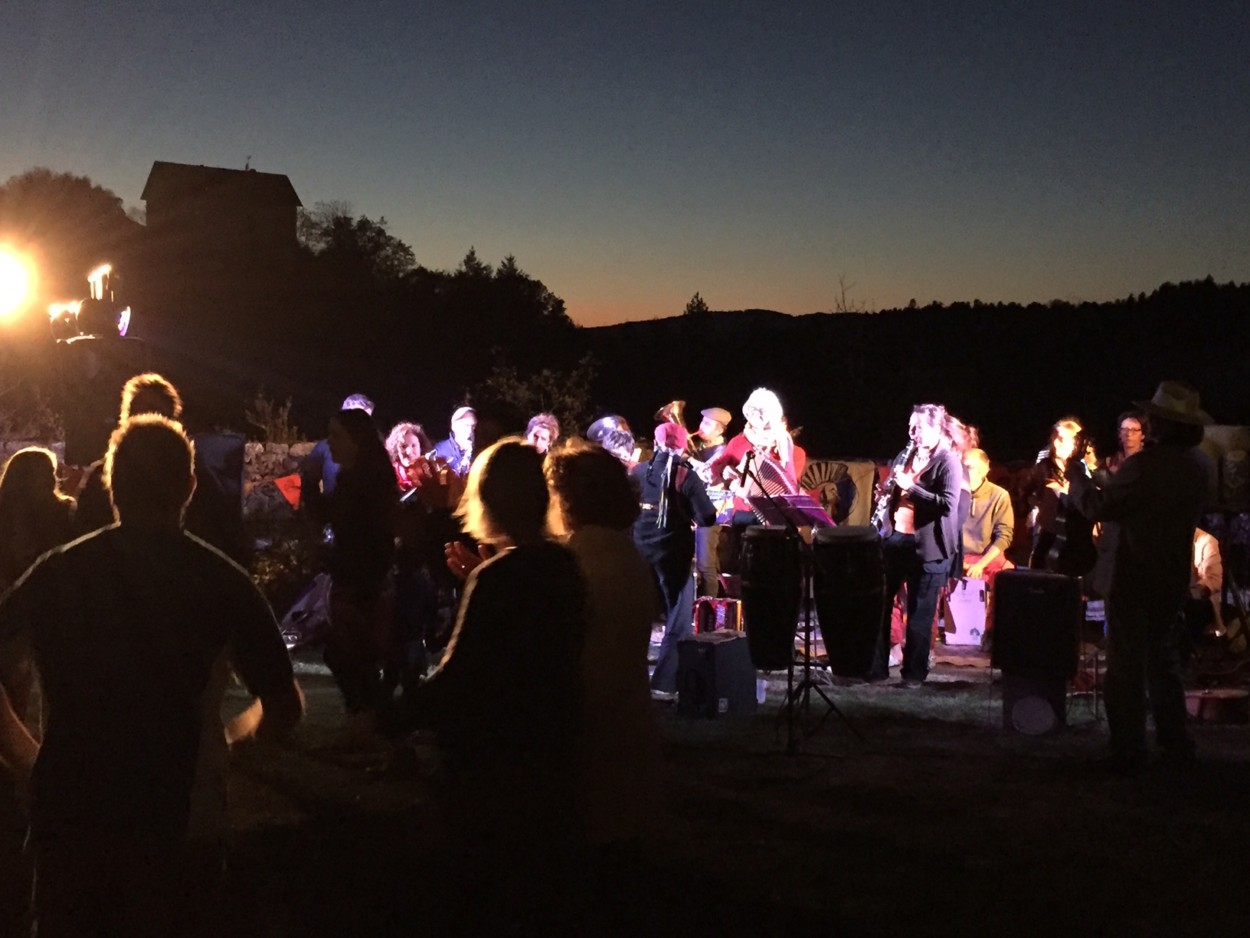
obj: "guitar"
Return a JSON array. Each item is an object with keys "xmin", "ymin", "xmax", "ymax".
[{"xmin": 870, "ymin": 441, "xmax": 917, "ymax": 531}]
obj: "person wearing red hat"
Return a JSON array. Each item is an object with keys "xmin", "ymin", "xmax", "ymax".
[{"xmin": 631, "ymin": 423, "xmax": 717, "ymax": 697}]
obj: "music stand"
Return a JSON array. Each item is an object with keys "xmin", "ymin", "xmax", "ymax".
[{"xmin": 742, "ymin": 485, "xmax": 864, "ymax": 753}]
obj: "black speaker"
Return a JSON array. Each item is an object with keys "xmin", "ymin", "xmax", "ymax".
[
  {"xmin": 677, "ymin": 632, "xmax": 757, "ymax": 718},
  {"xmin": 991, "ymin": 569, "xmax": 1081, "ymax": 679},
  {"xmin": 1002, "ymin": 672, "xmax": 1067, "ymax": 735}
]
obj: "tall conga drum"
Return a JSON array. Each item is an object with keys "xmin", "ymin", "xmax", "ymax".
[
  {"xmin": 813, "ymin": 526, "xmax": 885, "ymax": 677},
  {"xmin": 739, "ymin": 526, "xmax": 801, "ymax": 670}
]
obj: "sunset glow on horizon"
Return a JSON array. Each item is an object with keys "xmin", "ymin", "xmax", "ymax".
[{"xmin": 1, "ymin": 2, "xmax": 1246, "ymax": 328}]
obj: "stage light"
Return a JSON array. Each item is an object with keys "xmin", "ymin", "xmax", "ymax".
[
  {"xmin": 87, "ymin": 263, "xmax": 112, "ymax": 300},
  {"xmin": 0, "ymin": 247, "xmax": 36, "ymax": 319},
  {"xmin": 48, "ymin": 300, "xmax": 83, "ymax": 341}
]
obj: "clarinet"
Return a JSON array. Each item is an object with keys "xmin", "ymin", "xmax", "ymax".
[{"xmin": 870, "ymin": 441, "xmax": 918, "ymax": 531}]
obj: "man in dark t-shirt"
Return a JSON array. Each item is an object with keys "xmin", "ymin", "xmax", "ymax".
[{"xmin": 0, "ymin": 415, "xmax": 302, "ymax": 937}]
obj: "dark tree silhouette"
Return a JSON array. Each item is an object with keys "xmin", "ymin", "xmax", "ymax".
[
  {"xmin": 684, "ymin": 292, "xmax": 709, "ymax": 315},
  {"xmin": 298, "ymin": 201, "xmax": 415, "ymax": 281},
  {"xmin": 0, "ymin": 168, "xmax": 142, "ymax": 298}
]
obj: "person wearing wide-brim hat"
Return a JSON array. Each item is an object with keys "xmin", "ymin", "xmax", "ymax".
[{"xmin": 1067, "ymin": 381, "xmax": 1215, "ymax": 773}]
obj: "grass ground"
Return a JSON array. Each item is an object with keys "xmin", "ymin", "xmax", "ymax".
[{"xmin": 220, "ymin": 648, "xmax": 1250, "ymax": 937}]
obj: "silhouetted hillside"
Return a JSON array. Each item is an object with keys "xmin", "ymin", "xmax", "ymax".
[{"xmin": 576, "ymin": 279, "xmax": 1249, "ymax": 461}]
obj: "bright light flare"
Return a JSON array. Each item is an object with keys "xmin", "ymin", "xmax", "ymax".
[
  {"xmin": 87, "ymin": 263, "xmax": 112, "ymax": 300},
  {"xmin": 47, "ymin": 300, "xmax": 82, "ymax": 320},
  {"xmin": 117, "ymin": 306, "xmax": 131, "ymax": 337},
  {"xmin": 0, "ymin": 248, "xmax": 36, "ymax": 319}
]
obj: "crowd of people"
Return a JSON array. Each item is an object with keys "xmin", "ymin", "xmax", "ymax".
[{"xmin": 0, "ymin": 368, "xmax": 1228, "ymax": 931}]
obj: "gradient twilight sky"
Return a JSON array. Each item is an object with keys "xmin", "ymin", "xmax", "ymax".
[{"xmin": 3, "ymin": 1, "xmax": 1248, "ymax": 326}]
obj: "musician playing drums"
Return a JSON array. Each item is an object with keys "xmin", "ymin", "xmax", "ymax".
[
  {"xmin": 632, "ymin": 423, "xmax": 718, "ymax": 698},
  {"xmin": 868, "ymin": 403, "xmax": 963, "ymax": 688},
  {"xmin": 707, "ymin": 388, "xmax": 807, "ymax": 525}
]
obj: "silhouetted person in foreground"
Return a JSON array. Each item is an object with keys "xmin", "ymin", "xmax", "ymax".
[
  {"xmin": 1067, "ymin": 382, "xmax": 1213, "ymax": 773},
  {"xmin": 415, "ymin": 438, "xmax": 586, "ymax": 927},
  {"xmin": 75, "ymin": 372, "xmax": 249, "ymax": 564},
  {"xmin": 0, "ymin": 415, "xmax": 303, "ymax": 937}
]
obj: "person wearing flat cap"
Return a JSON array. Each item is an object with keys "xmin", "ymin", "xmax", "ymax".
[
  {"xmin": 692, "ymin": 407, "xmax": 732, "ymax": 596},
  {"xmin": 631, "ymin": 423, "xmax": 718, "ymax": 697},
  {"xmin": 692, "ymin": 407, "xmax": 731, "ymax": 464},
  {"xmin": 1067, "ymin": 381, "xmax": 1215, "ymax": 773}
]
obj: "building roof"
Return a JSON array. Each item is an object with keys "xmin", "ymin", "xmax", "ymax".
[{"xmin": 140, "ymin": 161, "xmax": 302, "ymax": 207}]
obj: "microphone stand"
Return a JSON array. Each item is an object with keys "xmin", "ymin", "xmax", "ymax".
[{"xmin": 738, "ymin": 453, "xmax": 864, "ymax": 753}]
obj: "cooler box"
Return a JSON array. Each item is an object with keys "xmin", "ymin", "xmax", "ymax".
[{"xmin": 944, "ymin": 577, "xmax": 988, "ymax": 646}]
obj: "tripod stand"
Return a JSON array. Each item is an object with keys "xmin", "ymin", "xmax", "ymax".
[
  {"xmin": 781, "ymin": 533, "xmax": 865, "ymax": 753},
  {"xmin": 735, "ymin": 453, "xmax": 864, "ymax": 752}
]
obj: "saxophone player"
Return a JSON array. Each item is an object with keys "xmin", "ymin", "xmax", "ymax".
[{"xmin": 868, "ymin": 404, "xmax": 963, "ymax": 688}]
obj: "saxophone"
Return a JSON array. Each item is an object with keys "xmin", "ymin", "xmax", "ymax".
[{"xmin": 870, "ymin": 441, "xmax": 917, "ymax": 531}]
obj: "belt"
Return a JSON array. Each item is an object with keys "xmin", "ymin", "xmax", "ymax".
[{"xmin": 640, "ymin": 503, "xmax": 657, "ymax": 511}]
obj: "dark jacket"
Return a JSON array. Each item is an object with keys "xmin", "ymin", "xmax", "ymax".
[{"xmin": 891, "ymin": 444, "xmax": 963, "ymax": 563}]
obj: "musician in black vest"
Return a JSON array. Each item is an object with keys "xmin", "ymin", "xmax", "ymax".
[
  {"xmin": 869, "ymin": 403, "xmax": 963, "ymax": 687},
  {"xmin": 632, "ymin": 423, "xmax": 717, "ymax": 696}
]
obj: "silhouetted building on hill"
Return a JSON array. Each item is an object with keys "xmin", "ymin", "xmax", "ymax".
[{"xmin": 141, "ymin": 160, "xmax": 302, "ymax": 266}]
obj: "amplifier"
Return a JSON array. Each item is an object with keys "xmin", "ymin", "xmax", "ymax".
[{"xmin": 677, "ymin": 632, "xmax": 757, "ymax": 718}]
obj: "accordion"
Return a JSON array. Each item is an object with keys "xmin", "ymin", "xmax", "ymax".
[{"xmin": 748, "ymin": 451, "xmax": 800, "ymax": 522}]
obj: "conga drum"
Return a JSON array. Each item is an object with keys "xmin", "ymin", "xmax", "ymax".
[
  {"xmin": 812, "ymin": 525, "xmax": 885, "ymax": 677},
  {"xmin": 739, "ymin": 526, "xmax": 801, "ymax": 670}
]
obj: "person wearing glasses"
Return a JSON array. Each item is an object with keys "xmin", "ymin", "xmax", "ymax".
[{"xmin": 1103, "ymin": 410, "xmax": 1150, "ymax": 475}]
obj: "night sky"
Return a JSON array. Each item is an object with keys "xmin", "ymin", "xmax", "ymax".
[{"xmin": 3, "ymin": 1, "xmax": 1247, "ymax": 326}]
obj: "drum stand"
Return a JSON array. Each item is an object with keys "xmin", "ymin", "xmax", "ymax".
[
  {"xmin": 737, "ymin": 453, "xmax": 864, "ymax": 752},
  {"xmin": 782, "ymin": 537, "xmax": 865, "ymax": 753}
]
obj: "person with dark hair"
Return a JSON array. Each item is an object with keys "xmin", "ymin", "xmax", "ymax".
[
  {"xmin": 73, "ymin": 372, "xmax": 184, "ymax": 534},
  {"xmin": 75, "ymin": 372, "xmax": 249, "ymax": 563},
  {"xmin": 118, "ymin": 372, "xmax": 184, "ymax": 422},
  {"xmin": 0, "ymin": 447, "xmax": 75, "ymax": 932},
  {"xmin": 547, "ymin": 443, "xmax": 660, "ymax": 845},
  {"xmin": 633, "ymin": 423, "xmax": 717, "ymax": 698},
  {"xmin": 415, "ymin": 438, "xmax": 586, "ymax": 910},
  {"xmin": 1068, "ymin": 382, "xmax": 1213, "ymax": 772},
  {"xmin": 0, "ymin": 447, "xmax": 76, "ymax": 718},
  {"xmin": 322, "ymin": 407, "xmax": 397, "ymax": 742},
  {"xmin": 869, "ymin": 403, "xmax": 963, "ymax": 687},
  {"xmin": 1103, "ymin": 410, "xmax": 1151, "ymax": 475},
  {"xmin": 0, "ymin": 415, "xmax": 302, "ymax": 936},
  {"xmin": 299, "ymin": 392, "xmax": 374, "ymax": 527}
]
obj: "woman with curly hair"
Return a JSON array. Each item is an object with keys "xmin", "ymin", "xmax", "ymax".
[{"xmin": 384, "ymin": 421, "xmax": 433, "ymax": 493}]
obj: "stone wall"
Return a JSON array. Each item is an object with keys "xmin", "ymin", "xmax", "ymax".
[
  {"xmin": 1, "ymin": 437, "xmax": 312, "ymax": 491},
  {"xmin": 244, "ymin": 440, "xmax": 316, "ymax": 489}
]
